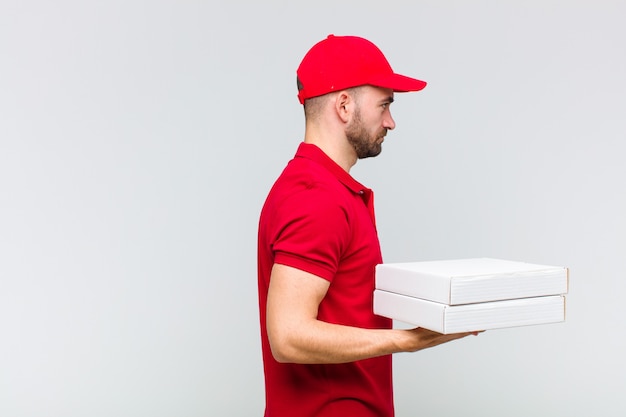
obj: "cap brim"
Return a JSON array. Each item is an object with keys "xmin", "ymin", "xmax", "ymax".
[{"xmin": 370, "ymin": 73, "xmax": 427, "ymax": 92}]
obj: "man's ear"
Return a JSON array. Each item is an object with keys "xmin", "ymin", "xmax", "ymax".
[{"xmin": 335, "ymin": 90, "xmax": 353, "ymax": 124}]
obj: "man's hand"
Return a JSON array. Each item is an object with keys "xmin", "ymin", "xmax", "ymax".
[{"xmin": 399, "ymin": 328, "xmax": 482, "ymax": 352}]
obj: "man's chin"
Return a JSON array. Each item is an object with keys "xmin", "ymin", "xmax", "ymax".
[{"xmin": 358, "ymin": 145, "xmax": 383, "ymax": 159}]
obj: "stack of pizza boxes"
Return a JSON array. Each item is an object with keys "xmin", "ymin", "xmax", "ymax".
[{"xmin": 373, "ymin": 258, "xmax": 568, "ymax": 334}]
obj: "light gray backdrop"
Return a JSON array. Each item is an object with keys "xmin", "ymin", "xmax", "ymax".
[{"xmin": 1, "ymin": 1, "xmax": 625, "ymax": 416}]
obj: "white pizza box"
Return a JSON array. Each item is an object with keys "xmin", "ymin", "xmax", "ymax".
[
  {"xmin": 373, "ymin": 290, "xmax": 566, "ymax": 334},
  {"xmin": 375, "ymin": 258, "xmax": 568, "ymax": 305}
]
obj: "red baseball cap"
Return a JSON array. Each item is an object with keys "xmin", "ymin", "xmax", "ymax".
[{"xmin": 296, "ymin": 34, "xmax": 427, "ymax": 104}]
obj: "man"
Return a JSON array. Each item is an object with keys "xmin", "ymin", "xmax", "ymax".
[{"xmin": 257, "ymin": 34, "xmax": 476, "ymax": 417}]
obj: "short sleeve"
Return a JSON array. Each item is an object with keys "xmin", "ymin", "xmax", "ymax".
[{"xmin": 270, "ymin": 184, "xmax": 351, "ymax": 282}]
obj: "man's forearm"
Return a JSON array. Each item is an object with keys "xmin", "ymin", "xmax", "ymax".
[{"xmin": 269, "ymin": 319, "xmax": 409, "ymax": 364}]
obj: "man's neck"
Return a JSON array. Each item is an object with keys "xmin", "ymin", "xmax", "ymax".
[{"xmin": 304, "ymin": 129, "xmax": 357, "ymax": 173}]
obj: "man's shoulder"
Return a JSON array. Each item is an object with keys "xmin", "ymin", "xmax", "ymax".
[
  {"xmin": 261, "ymin": 157, "xmax": 354, "ymax": 227},
  {"xmin": 274, "ymin": 156, "xmax": 344, "ymax": 195}
]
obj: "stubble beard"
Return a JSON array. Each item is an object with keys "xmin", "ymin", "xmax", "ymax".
[{"xmin": 346, "ymin": 107, "xmax": 387, "ymax": 159}]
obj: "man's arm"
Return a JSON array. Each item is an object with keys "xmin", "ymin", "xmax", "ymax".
[{"xmin": 266, "ymin": 263, "xmax": 478, "ymax": 364}]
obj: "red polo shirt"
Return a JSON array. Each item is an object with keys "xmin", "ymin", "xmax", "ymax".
[{"xmin": 257, "ymin": 143, "xmax": 393, "ymax": 417}]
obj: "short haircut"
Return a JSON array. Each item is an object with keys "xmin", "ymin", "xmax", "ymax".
[{"xmin": 303, "ymin": 87, "xmax": 361, "ymax": 121}]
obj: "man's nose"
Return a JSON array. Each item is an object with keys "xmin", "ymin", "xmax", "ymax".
[{"xmin": 383, "ymin": 113, "xmax": 396, "ymax": 130}]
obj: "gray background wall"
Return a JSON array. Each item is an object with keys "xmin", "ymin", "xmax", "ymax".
[{"xmin": 1, "ymin": 1, "xmax": 624, "ymax": 416}]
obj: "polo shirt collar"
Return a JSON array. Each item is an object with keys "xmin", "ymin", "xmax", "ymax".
[{"xmin": 295, "ymin": 142, "xmax": 370, "ymax": 196}]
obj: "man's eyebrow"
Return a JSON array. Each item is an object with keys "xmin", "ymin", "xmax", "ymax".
[{"xmin": 382, "ymin": 96, "xmax": 395, "ymax": 104}]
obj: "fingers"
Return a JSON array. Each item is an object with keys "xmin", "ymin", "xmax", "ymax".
[{"xmin": 405, "ymin": 327, "xmax": 483, "ymax": 351}]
